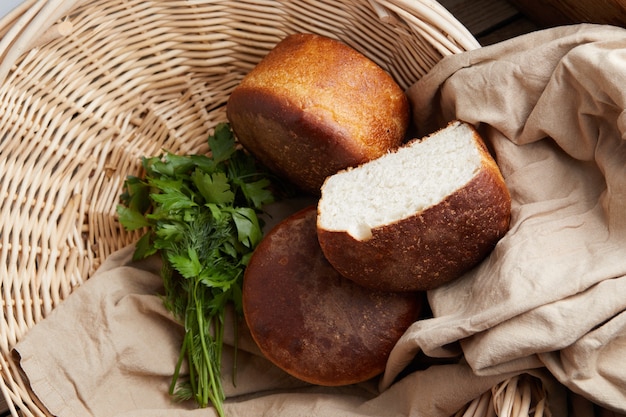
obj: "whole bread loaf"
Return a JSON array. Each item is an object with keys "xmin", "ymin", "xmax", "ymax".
[
  {"xmin": 317, "ymin": 120, "xmax": 511, "ymax": 292},
  {"xmin": 226, "ymin": 33, "xmax": 410, "ymax": 195},
  {"xmin": 243, "ymin": 206, "xmax": 421, "ymax": 386}
]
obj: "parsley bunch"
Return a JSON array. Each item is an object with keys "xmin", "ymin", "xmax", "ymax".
[{"xmin": 117, "ymin": 123, "xmax": 277, "ymax": 416}]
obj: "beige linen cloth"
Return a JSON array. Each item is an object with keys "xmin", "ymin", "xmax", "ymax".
[{"xmin": 13, "ymin": 23, "xmax": 626, "ymax": 416}]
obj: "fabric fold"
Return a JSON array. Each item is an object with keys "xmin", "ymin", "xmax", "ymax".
[{"xmin": 383, "ymin": 23, "xmax": 626, "ymax": 413}]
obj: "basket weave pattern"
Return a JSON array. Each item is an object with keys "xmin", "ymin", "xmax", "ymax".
[{"xmin": 0, "ymin": 0, "xmax": 479, "ymax": 415}]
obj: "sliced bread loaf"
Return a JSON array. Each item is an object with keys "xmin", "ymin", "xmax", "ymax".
[{"xmin": 317, "ymin": 120, "xmax": 511, "ymax": 292}]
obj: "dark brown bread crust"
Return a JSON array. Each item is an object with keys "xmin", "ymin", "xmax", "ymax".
[
  {"xmin": 317, "ymin": 124, "xmax": 512, "ymax": 292},
  {"xmin": 317, "ymin": 167, "xmax": 511, "ymax": 292},
  {"xmin": 227, "ymin": 33, "xmax": 410, "ymax": 195},
  {"xmin": 243, "ymin": 206, "xmax": 421, "ymax": 386}
]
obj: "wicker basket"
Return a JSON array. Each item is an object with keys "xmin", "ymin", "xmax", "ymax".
[{"xmin": 0, "ymin": 1, "xmax": 539, "ymax": 416}]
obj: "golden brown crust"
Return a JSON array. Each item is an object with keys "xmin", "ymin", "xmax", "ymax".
[
  {"xmin": 317, "ymin": 124, "xmax": 512, "ymax": 292},
  {"xmin": 227, "ymin": 33, "xmax": 410, "ymax": 194},
  {"xmin": 243, "ymin": 206, "xmax": 422, "ymax": 386}
]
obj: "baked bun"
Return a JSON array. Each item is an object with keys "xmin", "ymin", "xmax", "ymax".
[
  {"xmin": 317, "ymin": 120, "xmax": 511, "ymax": 292},
  {"xmin": 243, "ymin": 206, "xmax": 421, "ymax": 386},
  {"xmin": 226, "ymin": 33, "xmax": 410, "ymax": 195}
]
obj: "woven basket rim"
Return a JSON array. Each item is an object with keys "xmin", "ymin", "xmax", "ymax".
[{"xmin": 0, "ymin": 0, "xmax": 481, "ymax": 85}]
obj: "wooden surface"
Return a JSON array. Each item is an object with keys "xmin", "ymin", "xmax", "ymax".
[
  {"xmin": 508, "ymin": 0, "xmax": 626, "ymax": 28},
  {"xmin": 439, "ymin": 0, "xmax": 540, "ymax": 45}
]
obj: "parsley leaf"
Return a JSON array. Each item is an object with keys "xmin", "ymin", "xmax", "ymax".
[
  {"xmin": 116, "ymin": 205, "xmax": 150, "ymax": 230},
  {"xmin": 209, "ymin": 123, "xmax": 237, "ymax": 163},
  {"xmin": 192, "ymin": 170, "xmax": 235, "ymax": 204}
]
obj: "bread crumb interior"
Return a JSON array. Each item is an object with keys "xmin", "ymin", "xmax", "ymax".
[{"xmin": 318, "ymin": 121, "xmax": 482, "ymax": 240}]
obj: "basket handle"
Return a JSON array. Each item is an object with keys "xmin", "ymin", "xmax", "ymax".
[{"xmin": 0, "ymin": 0, "xmax": 79, "ymax": 84}]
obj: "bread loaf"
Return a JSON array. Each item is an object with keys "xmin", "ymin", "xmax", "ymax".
[
  {"xmin": 243, "ymin": 206, "xmax": 421, "ymax": 386},
  {"xmin": 226, "ymin": 33, "xmax": 410, "ymax": 195},
  {"xmin": 317, "ymin": 120, "xmax": 511, "ymax": 292}
]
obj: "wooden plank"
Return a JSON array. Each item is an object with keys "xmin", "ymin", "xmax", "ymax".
[
  {"xmin": 508, "ymin": 0, "xmax": 626, "ymax": 28},
  {"xmin": 477, "ymin": 15, "xmax": 540, "ymax": 45},
  {"xmin": 438, "ymin": 0, "xmax": 520, "ymax": 36}
]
